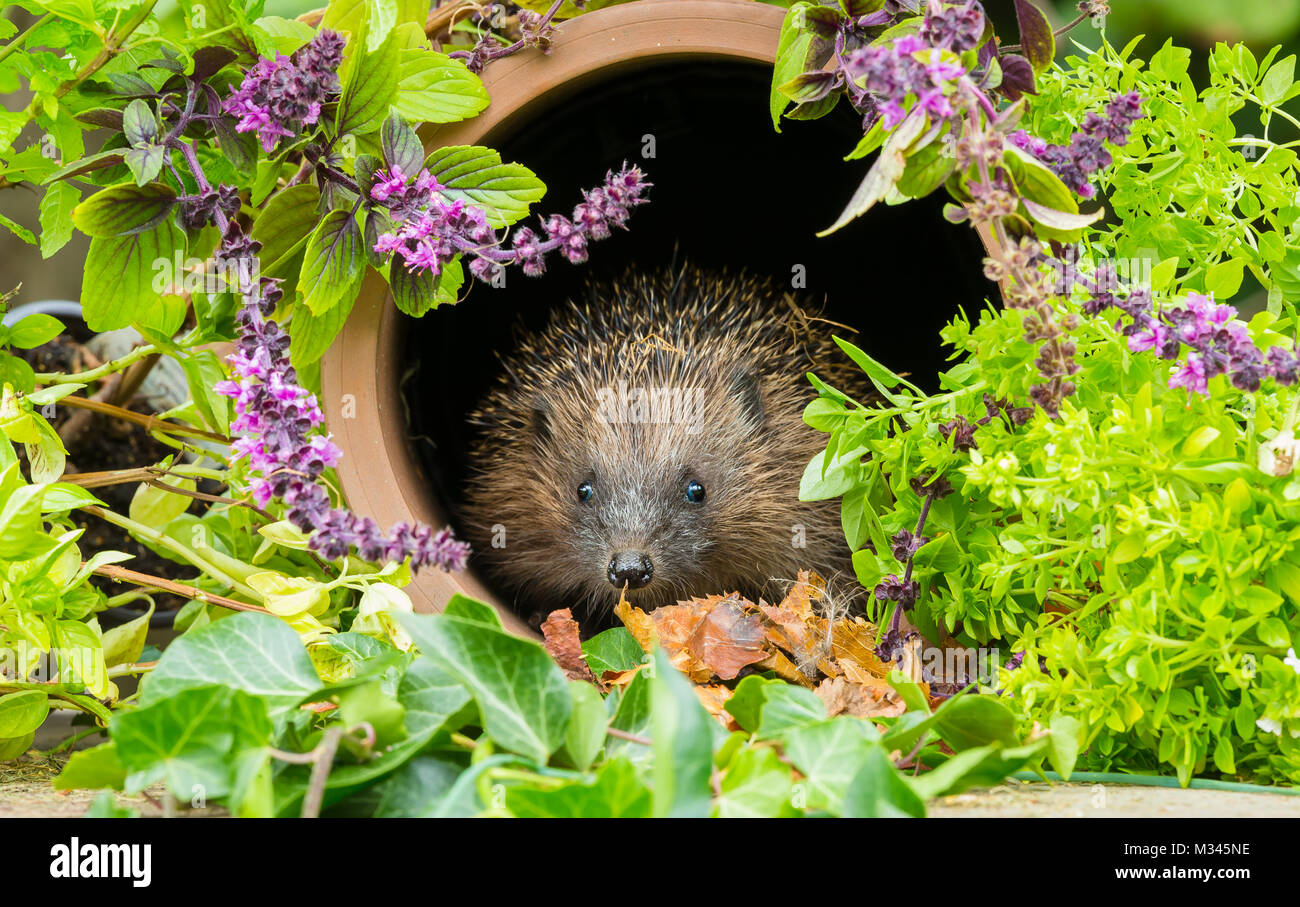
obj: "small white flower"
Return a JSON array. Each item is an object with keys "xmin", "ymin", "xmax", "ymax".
[
  {"xmin": 1257, "ymin": 717, "xmax": 1283, "ymax": 736},
  {"xmin": 1285, "ymin": 648, "xmax": 1300, "ymax": 675},
  {"xmin": 1259, "ymin": 430, "xmax": 1299, "ymax": 477}
]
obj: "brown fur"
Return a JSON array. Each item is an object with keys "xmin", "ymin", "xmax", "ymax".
[{"xmin": 462, "ymin": 263, "xmax": 866, "ymax": 615}]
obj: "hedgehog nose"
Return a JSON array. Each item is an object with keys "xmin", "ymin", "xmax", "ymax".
[{"xmin": 608, "ymin": 551, "xmax": 654, "ymax": 589}]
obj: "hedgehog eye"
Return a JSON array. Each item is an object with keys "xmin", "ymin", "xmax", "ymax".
[
  {"xmin": 577, "ymin": 480, "xmax": 594, "ymax": 503},
  {"xmin": 685, "ymin": 480, "xmax": 706, "ymax": 504}
]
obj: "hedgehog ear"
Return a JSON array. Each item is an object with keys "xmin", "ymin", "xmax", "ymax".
[{"xmin": 728, "ymin": 366, "xmax": 765, "ymax": 429}]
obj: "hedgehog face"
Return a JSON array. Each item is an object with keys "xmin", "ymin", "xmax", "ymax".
[
  {"xmin": 474, "ymin": 372, "xmax": 770, "ymax": 614},
  {"xmin": 544, "ymin": 392, "xmax": 741, "ymax": 611},
  {"xmin": 463, "ymin": 263, "xmax": 865, "ymax": 620}
]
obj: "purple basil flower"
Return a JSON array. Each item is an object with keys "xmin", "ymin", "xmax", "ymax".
[
  {"xmin": 842, "ymin": 25, "xmax": 972, "ymax": 132},
  {"xmin": 1010, "ymin": 91, "xmax": 1143, "ymax": 198},
  {"xmin": 223, "ymin": 30, "xmax": 345, "ymax": 153},
  {"xmin": 368, "ymin": 163, "xmax": 650, "ymax": 282},
  {"xmin": 890, "ymin": 529, "xmax": 929, "ymax": 561},
  {"xmin": 939, "ymin": 414, "xmax": 978, "ymax": 451},
  {"xmin": 874, "ymin": 573, "xmax": 920, "ymax": 608},
  {"xmin": 919, "ymin": 0, "xmax": 986, "ymax": 53},
  {"xmin": 214, "ymin": 226, "xmax": 470, "ymax": 572}
]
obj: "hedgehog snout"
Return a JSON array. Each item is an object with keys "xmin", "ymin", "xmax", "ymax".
[{"xmin": 607, "ymin": 550, "xmax": 654, "ymax": 590}]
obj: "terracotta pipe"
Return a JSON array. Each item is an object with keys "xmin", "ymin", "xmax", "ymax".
[
  {"xmin": 319, "ymin": 0, "xmax": 1001, "ymax": 635},
  {"xmin": 320, "ymin": 1, "xmax": 790, "ymax": 635}
]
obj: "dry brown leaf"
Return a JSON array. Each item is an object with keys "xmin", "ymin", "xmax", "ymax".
[
  {"xmin": 601, "ymin": 664, "xmax": 646, "ymax": 689},
  {"xmin": 815, "ymin": 675, "xmax": 907, "ymax": 720},
  {"xmin": 540, "ymin": 608, "xmax": 600, "ymax": 685},
  {"xmin": 614, "ymin": 592, "xmax": 657, "ymax": 651},
  {"xmin": 829, "ymin": 615, "xmax": 890, "ymax": 679},
  {"xmin": 756, "ymin": 648, "xmax": 815, "ymax": 688},
  {"xmin": 686, "ymin": 594, "xmax": 768, "ymax": 680},
  {"xmin": 694, "ymin": 683, "xmax": 740, "ymax": 730}
]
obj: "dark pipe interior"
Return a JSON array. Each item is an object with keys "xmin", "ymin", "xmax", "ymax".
[{"xmin": 401, "ymin": 59, "xmax": 996, "ymax": 619}]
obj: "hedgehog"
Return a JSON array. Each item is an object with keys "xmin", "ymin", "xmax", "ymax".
[{"xmin": 461, "ymin": 263, "xmax": 869, "ymax": 617}]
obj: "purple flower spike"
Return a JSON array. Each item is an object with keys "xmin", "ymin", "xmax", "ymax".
[
  {"xmin": 368, "ymin": 163, "xmax": 651, "ymax": 283},
  {"xmin": 214, "ymin": 226, "xmax": 470, "ymax": 573},
  {"xmin": 223, "ymin": 30, "xmax": 345, "ymax": 153}
]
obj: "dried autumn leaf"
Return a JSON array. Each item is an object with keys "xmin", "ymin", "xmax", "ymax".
[
  {"xmin": 815, "ymin": 675, "xmax": 906, "ymax": 720},
  {"xmin": 614, "ymin": 591, "xmax": 657, "ymax": 651},
  {"xmin": 830, "ymin": 616, "xmax": 891, "ymax": 679},
  {"xmin": 756, "ymin": 647, "xmax": 815, "ymax": 688},
  {"xmin": 686, "ymin": 594, "xmax": 767, "ymax": 680},
  {"xmin": 540, "ymin": 608, "xmax": 598, "ymax": 685},
  {"xmin": 694, "ymin": 683, "xmax": 740, "ymax": 731}
]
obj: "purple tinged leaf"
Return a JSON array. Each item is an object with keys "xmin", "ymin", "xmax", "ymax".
[
  {"xmin": 1013, "ymin": 0, "xmax": 1055, "ymax": 75},
  {"xmin": 380, "ymin": 114, "xmax": 424, "ymax": 178},
  {"xmin": 802, "ymin": 5, "xmax": 846, "ymax": 39},
  {"xmin": 819, "ymin": 110, "xmax": 925, "ymax": 236},
  {"xmin": 778, "ymin": 70, "xmax": 839, "ymax": 104},
  {"xmin": 998, "ymin": 54, "xmax": 1038, "ymax": 100},
  {"xmin": 122, "ymin": 99, "xmax": 159, "ymax": 148},
  {"xmin": 190, "ymin": 45, "xmax": 239, "ymax": 82}
]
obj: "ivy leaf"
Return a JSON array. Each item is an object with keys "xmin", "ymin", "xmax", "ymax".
[
  {"xmin": 139, "ymin": 612, "xmax": 322, "ymax": 717},
  {"xmin": 581, "ymin": 627, "xmax": 644, "ymax": 675},
  {"xmin": 933, "ymin": 694, "xmax": 1019, "ymax": 750},
  {"xmin": 651, "ymin": 649, "xmax": 716, "ymax": 817},
  {"xmin": 54, "ymin": 742, "xmax": 126, "ymax": 792},
  {"xmin": 1013, "ymin": 0, "xmax": 1055, "ymax": 75},
  {"xmin": 399, "ymin": 609, "xmax": 573, "ymax": 764},
  {"xmin": 393, "ymin": 50, "xmax": 489, "ymax": 124},
  {"xmin": 113, "ymin": 685, "xmax": 271, "ymax": 800},
  {"xmin": 781, "ymin": 717, "xmax": 878, "ymax": 815},
  {"xmin": 72, "ymin": 182, "xmax": 177, "ymax": 238},
  {"xmin": 299, "ymin": 209, "xmax": 364, "ymax": 314},
  {"xmin": 423, "ymin": 145, "xmax": 546, "ymax": 228},
  {"xmin": 1047, "ymin": 713, "xmax": 1082, "ymax": 779},
  {"xmin": 713, "ymin": 745, "xmax": 796, "ymax": 818},
  {"xmin": 506, "ymin": 758, "xmax": 652, "ymax": 818},
  {"xmin": 842, "ymin": 744, "xmax": 926, "ymax": 817}
]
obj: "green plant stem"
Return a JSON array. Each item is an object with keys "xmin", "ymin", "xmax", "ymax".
[
  {"xmin": 83, "ymin": 506, "xmax": 261, "ymax": 601},
  {"xmin": 0, "ymin": 12, "xmax": 55, "ymax": 67},
  {"xmin": 36, "ymin": 342, "xmax": 158, "ymax": 385},
  {"xmin": 36, "ymin": 724, "xmax": 105, "ymax": 755}
]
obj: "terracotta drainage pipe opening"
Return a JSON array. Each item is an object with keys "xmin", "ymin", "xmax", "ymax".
[{"xmin": 320, "ymin": 1, "xmax": 997, "ymax": 636}]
